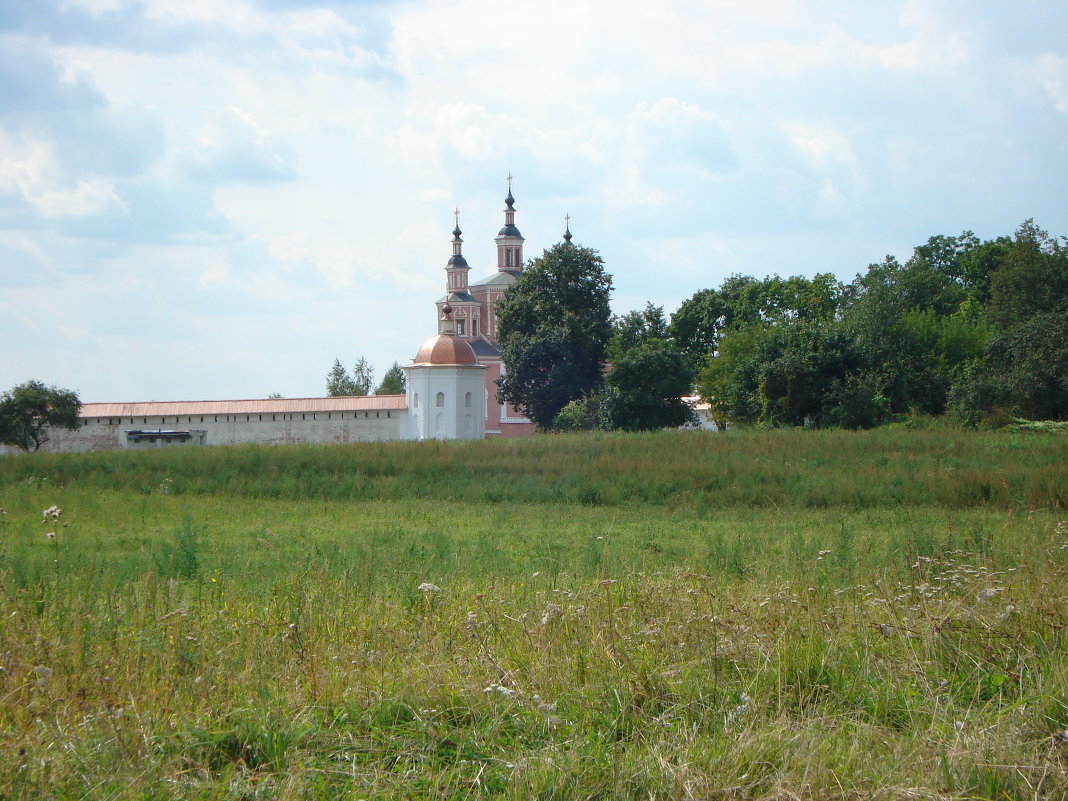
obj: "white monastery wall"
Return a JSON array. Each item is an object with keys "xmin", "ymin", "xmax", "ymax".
[{"xmin": 22, "ymin": 409, "xmax": 406, "ymax": 454}]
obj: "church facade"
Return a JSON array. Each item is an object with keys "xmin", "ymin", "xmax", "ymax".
[{"xmin": 9, "ymin": 184, "xmax": 542, "ymax": 453}]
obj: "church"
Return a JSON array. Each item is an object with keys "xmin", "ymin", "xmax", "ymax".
[{"xmin": 19, "ymin": 183, "xmax": 548, "ymax": 453}]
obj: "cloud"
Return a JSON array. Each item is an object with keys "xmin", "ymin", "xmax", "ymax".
[
  {"xmin": 1035, "ymin": 53, "xmax": 1068, "ymax": 116},
  {"xmin": 0, "ymin": 130, "xmax": 126, "ymax": 218},
  {"xmin": 0, "ymin": 34, "xmax": 105, "ymax": 113},
  {"xmin": 186, "ymin": 106, "xmax": 297, "ymax": 182},
  {"xmin": 779, "ymin": 121, "xmax": 855, "ymax": 169}
]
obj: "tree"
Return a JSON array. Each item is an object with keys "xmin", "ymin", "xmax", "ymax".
[
  {"xmin": 326, "ymin": 357, "xmax": 374, "ymax": 397},
  {"xmin": 326, "ymin": 358, "xmax": 358, "ymax": 396},
  {"xmin": 352, "ymin": 357, "xmax": 375, "ymax": 396},
  {"xmin": 0, "ymin": 380, "xmax": 81, "ymax": 452},
  {"xmin": 987, "ymin": 220, "xmax": 1068, "ymax": 330},
  {"xmin": 594, "ymin": 305, "xmax": 695, "ymax": 431},
  {"xmin": 669, "ymin": 287, "xmax": 727, "ymax": 372},
  {"xmin": 495, "ymin": 243, "xmax": 614, "ymax": 430},
  {"xmin": 606, "ymin": 339, "xmax": 696, "ymax": 431},
  {"xmin": 375, "ymin": 362, "xmax": 406, "ymax": 395}
]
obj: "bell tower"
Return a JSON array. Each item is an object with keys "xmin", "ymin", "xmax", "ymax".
[{"xmin": 494, "ymin": 173, "xmax": 525, "ymax": 271}]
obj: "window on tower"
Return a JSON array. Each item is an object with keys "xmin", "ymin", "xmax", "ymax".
[
  {"xmin": 436, "ymin": 392, "xmax": 445, "ymax": 407},
  {"xmin": 456, "ymin": 318, "xmax": 466, "ymax": 336},
  {"xmin": 472, "ymin": 319, "xmax": 479, "ymax": 336},
  {"xmin": 505, "ymin": 248, "xmax": 513, "ymax": 267}
]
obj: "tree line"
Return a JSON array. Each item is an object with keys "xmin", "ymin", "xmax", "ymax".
[
  {"xmin": 325, "ymin": 358, "xmax": 405, "ymax": 397},
  {"xmin": 496, "ymin": 220, "xmax": 1068, "ymax": 431}
]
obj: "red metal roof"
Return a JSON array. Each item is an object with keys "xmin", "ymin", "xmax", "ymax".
[
  {"xmin": 79, "ymin": 395, "xmax": 407, "ymax": 418},
  {"xmin": 412, "ymin": 334, "xmax": 480, "ymax": 366}
]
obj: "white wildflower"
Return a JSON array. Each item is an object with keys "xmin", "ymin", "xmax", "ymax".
[
  {"xmin": 417, "ymin": 583, "xmax": 441, "ymax": 594},
  {"xmin": 540, "ymin": 603, "xmax": 563, "ymax": 626},
  {"xmin": 997, "ymin": 605, "xmax": 1017, "ymax": 621},
  {"xmin": 32, "ymin": 665, "xmax": 52, "ymax": 687},
  {"xmin": 483, "ymin": 683, "xmax": 514, "ymax": 698},
  {"xmin": 45, "ymin": 531, "xmax": 56, "ymax": 542},
  {"xmin": 977, "ymin": 587, "xmax": 1002, "ymax": 601}
]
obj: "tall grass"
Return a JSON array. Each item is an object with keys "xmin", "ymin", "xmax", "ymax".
[
  {"xmin": 0, "ymin": 429, "xmax": 1066, "ymax": 798},
  {"xmin": 2, "ymin": 428, "xmax": 1066, "ymax": 510}
]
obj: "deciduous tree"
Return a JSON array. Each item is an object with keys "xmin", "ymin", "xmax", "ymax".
[
  {"xmin": 496, "ymin": 243, "xmax": 613, "ymax": 429},
  {"xmin": 0, "ymin": 381, "xmax": 81, "ymax": 452}
]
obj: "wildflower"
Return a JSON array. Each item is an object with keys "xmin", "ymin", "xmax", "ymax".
[
  {"xmin": 729, "ymin": 692, "xmax": 752, "ymax": 720},
  {"xmin": 599, "ymin": 579, "xmax": 617, "ymax": 587},
  {"xmin": 465, "ymin": 611, "xmax": 478, "ymax": 631},
  {"xmin": 42, "ymin": 506, "xmax": 62, "ymax": 523},
  {"xmin": 45, "ymin": 531, "xmax": 56, "ymax": 542},
  {"xmin": 32, "ymin": 665, "xmax": 52, "ymax": 687},
  {"xmin": 876, "ymin": 623, "xmax": 893, "ymax": 636},
  {"xmin": 997, "ymin": 605, "xmax": 1017, "ymax": 621},
  {"xmin": 417, "ymin": 582, "xmax": 441, "ymax": 594},
  {"xmin": 816, "ymin": 550, "xmax": 831, "ymax": 561},
  {"xmin": 1057, "ymin": 730, "xmax": 1068, "ymax": 744},
  {"xmin": 540, "ymin": 603, "xmax": 563, "ymax": 626},
  {"xmin": 977, "ymin": 587, "xmax": 1002, "ymax": 601},
  {"xmin": 954, "ymin": 720, "xmax": 965, "ymax": 732},
  {"xmin": 483, "ymin": 683, "xmax": 514, "ymax": 698}
]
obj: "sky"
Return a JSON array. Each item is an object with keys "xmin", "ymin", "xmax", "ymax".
[{"xmin": 1, "ymin": 0, "xmax": 1066, "ymax": 402}]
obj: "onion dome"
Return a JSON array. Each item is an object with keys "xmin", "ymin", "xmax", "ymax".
[
  {"xmin": 563, "ymin": 214, "xmax": 573, "ymax": 244},
  {"xmin": 447, "ymin": 211, "xmax": 470, "ymax": 269},
  {"xmin": 413, "ymin": 333, "xmax": 479, "ymax": 365}
]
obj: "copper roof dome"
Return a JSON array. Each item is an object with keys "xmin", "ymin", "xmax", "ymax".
[{"xmin": 413, "ymin": 334, "xmax": 479, "ymax": 366}]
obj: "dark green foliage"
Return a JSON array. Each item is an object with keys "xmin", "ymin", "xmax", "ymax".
[
  {"xmin": 688, "ymin": 220, "xmax": 1066, "ymax": 428},
  {"xmin": 496, "ymin": 243, "xmax": 614, "ymax": 429},
  {"xmin": 985, "ymin": 311, "xmax": 1068, "ymax": 420},
  {"xmin": 0, "ymin": 380, "xmax": 81, "ymax": 452},
  {"xmin": 669, "ymin": 273, "xmax": 845, "ymax": 374},
  {"xmin": 326, "ymin": 357, "xmax": 375, "ymax": 397},
  {"xmin": 375, "ymin": 362, "xmax": 406, "ymax": 395},
  {"xmin": 554, "ymin": 391, "xmax": 615, "ymax": 432},
  {"xmin": 325, "ymin": 358, "xmax": 358, "ymax": 396},
  {"xmin": 606, "ymin": 339, "xmax": 696, "ymax": 431},
  {"xmin": 584, "ymin": 304, "xmax": 697, "ymax": 432},
  {"xmin": 987, "ymin": 220, "xmax": 1068, "ymax": 329}
]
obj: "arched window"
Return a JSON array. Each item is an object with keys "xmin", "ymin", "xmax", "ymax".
[
  {"xmin": 413, "ymin": 393, "xmax": 419, "ymax": 408},
  {"xmin": 436, "ymin": 392, "xmax": 445, "ymax": 407},
  {"xmin": 464, "ymin": 392, "xmax": 472, "ymax": 408}
]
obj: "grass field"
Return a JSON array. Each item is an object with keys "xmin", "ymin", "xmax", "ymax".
[{"xmin": 0, "ymin": 428, "xmax": 1066, "ymax": 799}]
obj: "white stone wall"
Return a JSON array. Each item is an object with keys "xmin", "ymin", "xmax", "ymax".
[{"xmin": 5, "ymin": 409, "xmax": 408, "ymax": 454}]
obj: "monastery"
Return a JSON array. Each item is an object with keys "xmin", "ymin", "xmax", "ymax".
[{"xmin": 24, "ymin": 183, "xmax": 548, "ymax": 453}]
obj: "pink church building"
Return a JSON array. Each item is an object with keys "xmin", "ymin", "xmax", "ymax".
[{"xmin": 434, "ymin": 182, "xmax": 538, "ymax": 438}]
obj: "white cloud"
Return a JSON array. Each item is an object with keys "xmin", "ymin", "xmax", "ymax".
[
  {"xmin": 779, "ymin": 121, "xmax": 855, "ymax": 168},
  {"xmin": 1036, "ymin": 53, "xmax": 1068, "ymax": 116},
  {"xmin": 187, "ymin": 106, "xmax": 295, "ymax": 181},
  {"xmin": 0, "ymin": 130, "xmax": 126, "ymax": 217}
]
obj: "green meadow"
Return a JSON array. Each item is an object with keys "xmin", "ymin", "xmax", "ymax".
[{"xmin": 1, "ymin": 429, "xmax": 1067, "ymax": 800}]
